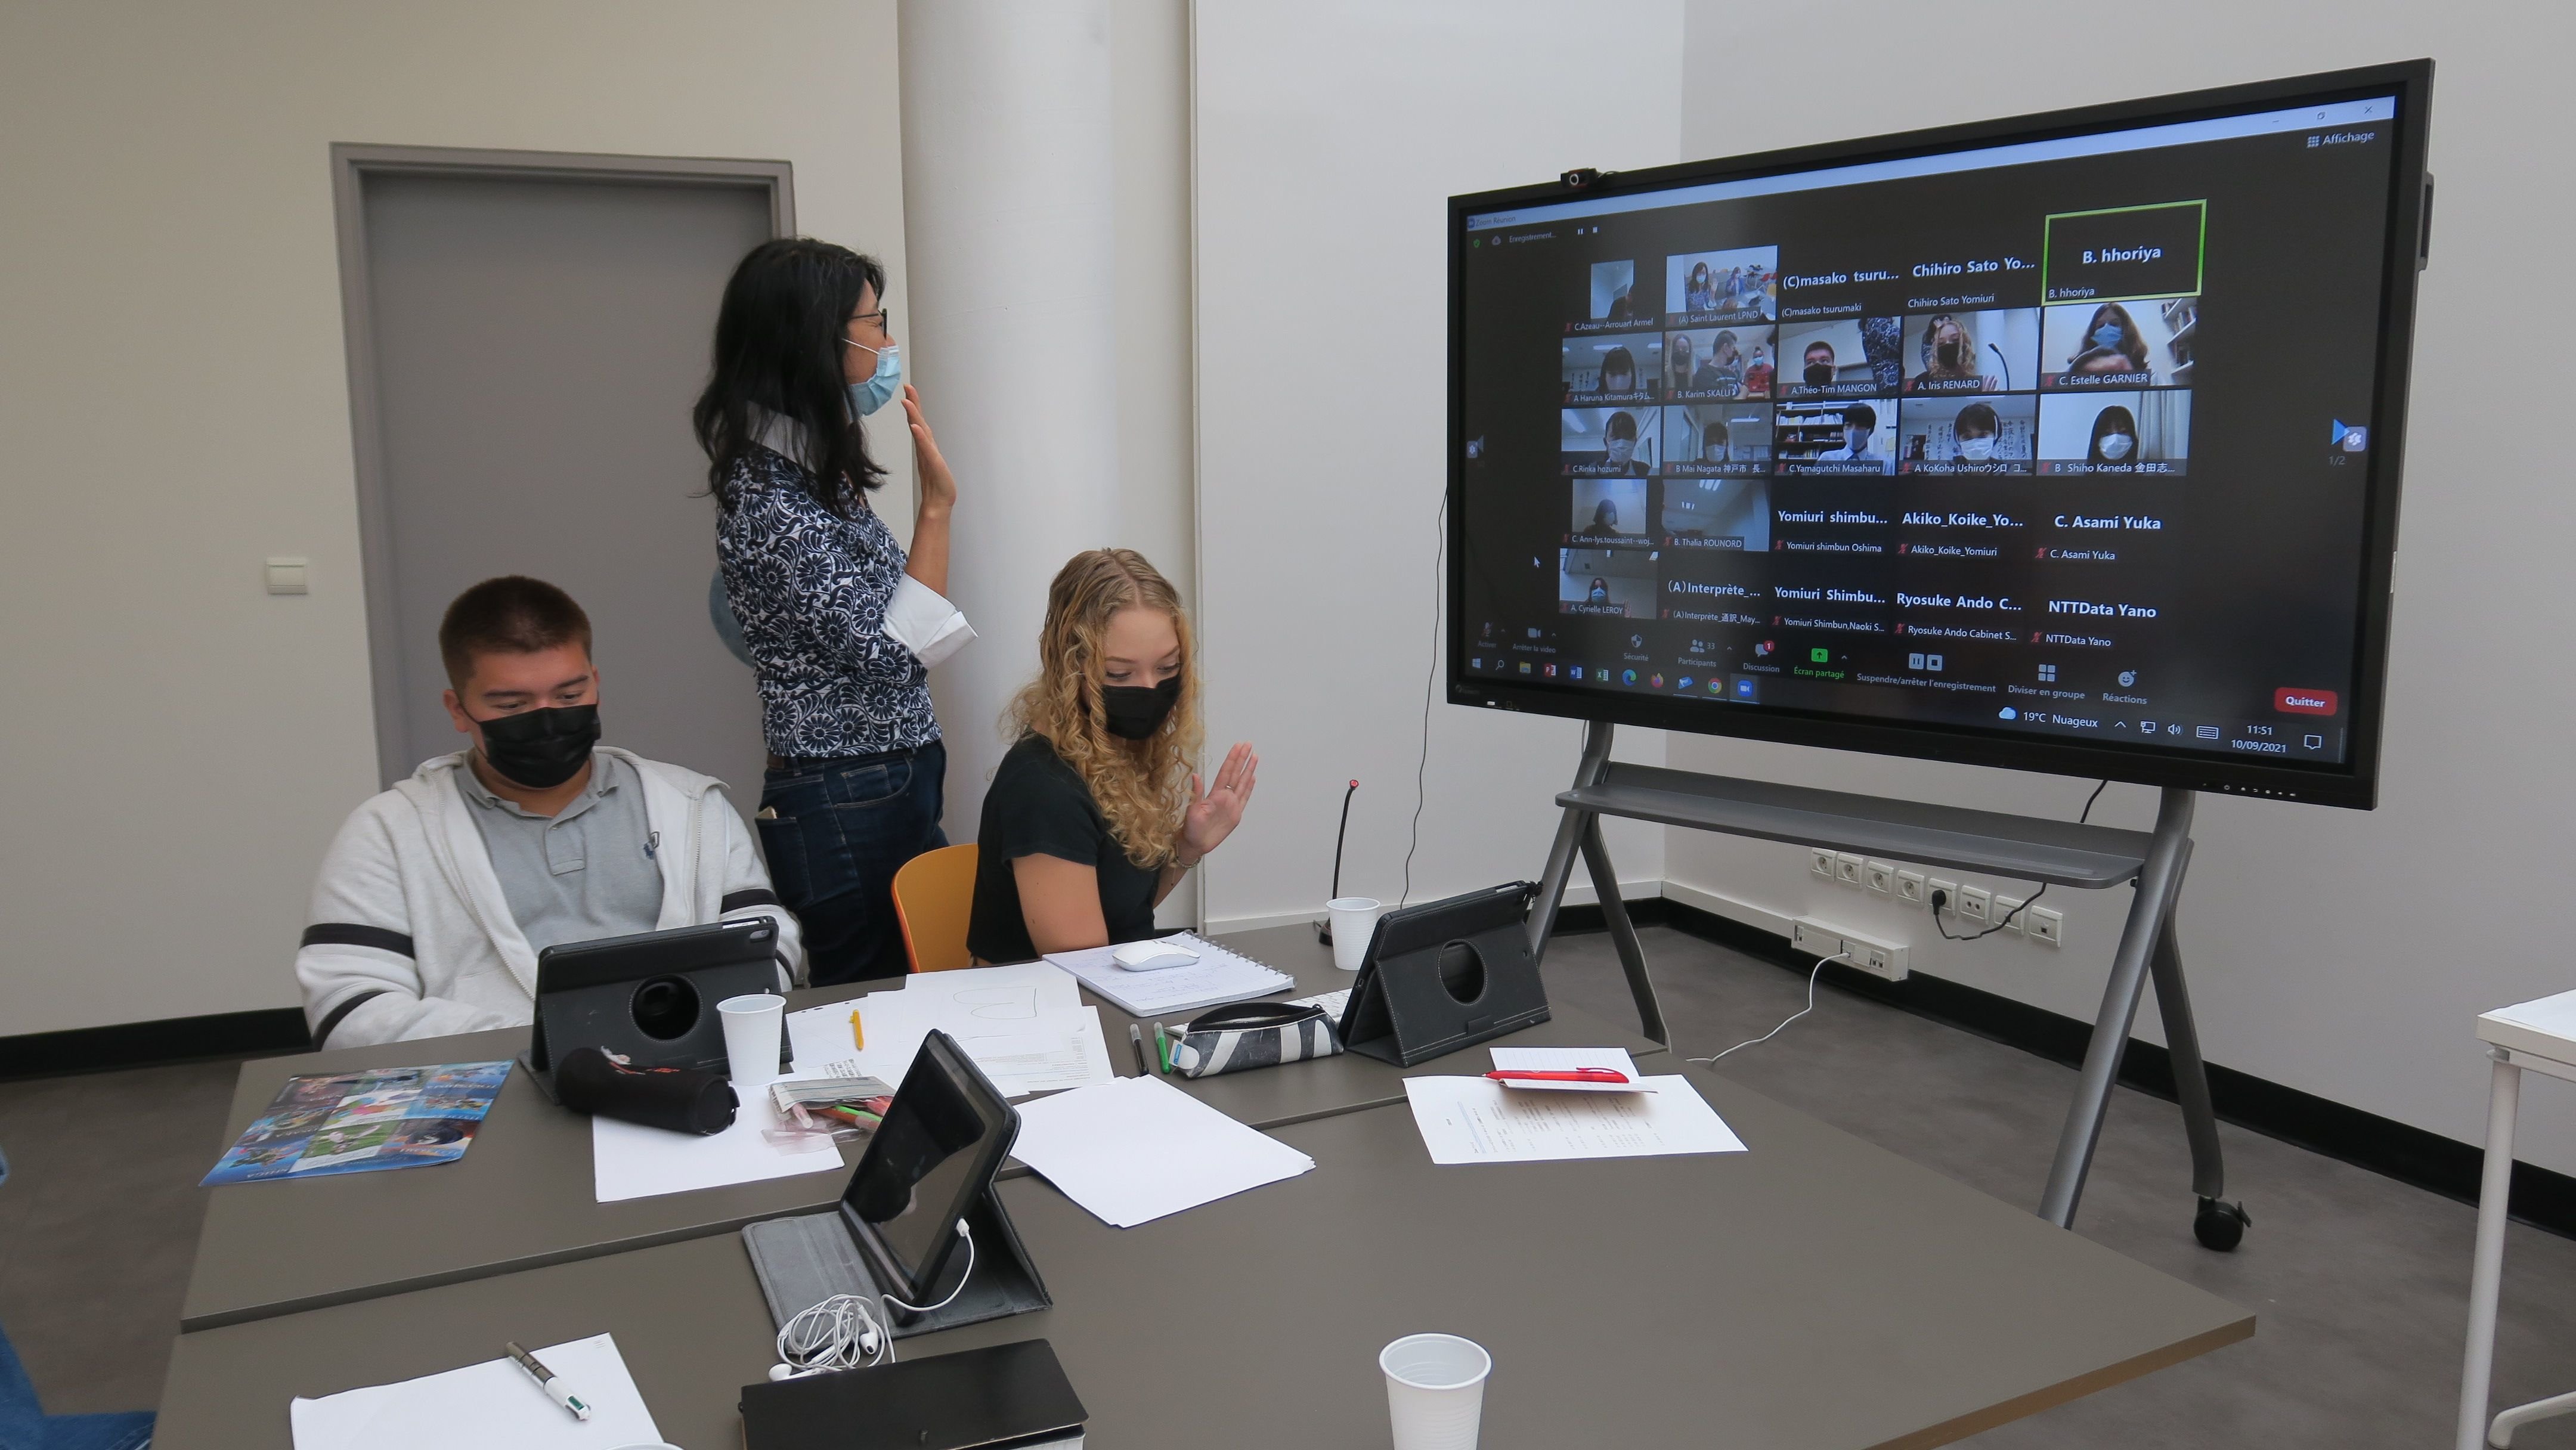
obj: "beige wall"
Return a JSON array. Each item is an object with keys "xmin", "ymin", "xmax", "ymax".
[{"xmin": 0, "ymin": 1, "xmax": 909, "ymax": 1034}]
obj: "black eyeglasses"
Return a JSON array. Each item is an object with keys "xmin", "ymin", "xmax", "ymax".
[{"xmin": 849, "ymin": 308, "xmax": 891, "ymax": 333}]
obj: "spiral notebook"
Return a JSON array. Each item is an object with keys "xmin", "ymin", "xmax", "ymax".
[{"xmin": 1042, "ymin": 933, "xmax": 1293, "ymax": 1017}]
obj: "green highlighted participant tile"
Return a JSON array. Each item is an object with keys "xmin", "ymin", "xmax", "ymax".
[{"xmin": 2042, "ymin": 200, "xmax": 2206, "ymax": 303}]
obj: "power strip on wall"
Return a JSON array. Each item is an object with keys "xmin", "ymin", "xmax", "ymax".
[{"xmin": 1790, "ymin": 918, "xmax": 1909, "ymax": 982}]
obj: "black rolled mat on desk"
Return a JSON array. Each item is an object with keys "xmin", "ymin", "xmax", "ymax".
[{"xmin": 555, "ymin": 1046, "xmax": 738, "ymax": 1135}]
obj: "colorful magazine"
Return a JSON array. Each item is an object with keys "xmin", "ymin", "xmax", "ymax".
[{"xmin": 200, "ymin": 1061, "xmax": 510, "ymax": 1186}]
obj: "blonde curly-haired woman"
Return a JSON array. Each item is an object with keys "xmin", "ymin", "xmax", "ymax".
[{"xmin": 964, "ymin": 550, "xmax": 1258, "ymax": 962}]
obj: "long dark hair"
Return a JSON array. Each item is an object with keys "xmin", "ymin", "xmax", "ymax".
[
  {"xmin": 2087, "ymin": 404, "xmax": 2140, "ymax": 463},
  {"xmin": 693, "ymin": 238, "xmax": 888, "ymax": 515}
]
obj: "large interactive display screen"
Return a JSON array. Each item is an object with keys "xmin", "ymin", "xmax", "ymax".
[{"xmin": 1450, "ymin": 64, "xmax": 2431, "ymax": 808}]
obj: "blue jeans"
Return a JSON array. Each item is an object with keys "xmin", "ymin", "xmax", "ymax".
[{"xmin": 758, "ymin": 740, "xmax": 946, "ymax": 988}]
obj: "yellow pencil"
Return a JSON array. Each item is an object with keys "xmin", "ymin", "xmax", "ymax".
[{"xmin": 849, "ymin": 1009, "xmax": 865, "ymax": 1050}]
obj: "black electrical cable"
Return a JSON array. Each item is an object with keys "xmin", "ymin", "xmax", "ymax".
[
  {"xmin": 1932, "ymin": 779, "xmax": 2107, "ymax": 941},
  {"xmin": 1399, "ymin": 494, "xmax": 1446, "ymax": 909}
]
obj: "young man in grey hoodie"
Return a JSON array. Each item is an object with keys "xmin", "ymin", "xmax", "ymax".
[{"xmin": 298, "ymin": 576, "xmax": 800, "ymax": 1049}]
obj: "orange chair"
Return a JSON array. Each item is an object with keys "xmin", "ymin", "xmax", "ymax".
[{"xmin": 891, "ymin": 842, "xmax": 980, "ymax": 973}]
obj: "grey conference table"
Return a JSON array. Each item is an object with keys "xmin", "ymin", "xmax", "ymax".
[
  {"xmin": 180, "ymin": 925, "xmax": 1664, "ymax": 1330},
  {"xmin": 156, "ymin": 1067, "xmax": 2250, "ymax": 1449}
]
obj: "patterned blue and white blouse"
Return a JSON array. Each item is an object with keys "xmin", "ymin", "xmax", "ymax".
[{"xmin": 716, "ymin": 445, "xmax": 941, "ymax": 760}]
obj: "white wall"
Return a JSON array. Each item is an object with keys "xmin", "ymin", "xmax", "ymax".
[
  {"xmin": 1110, "ymin": 0, "xmax": 1199, "ymax": 604},
  {"xmin": 1667, "ymin": 3, "xmax": 2576, "ymax": 1172},
  {"xmin": 0, "ymin": 1, "xmax": 909, "ymax": 1034},
  {"xmin": 1191, "ymin": 0, "xmax": 1685, "ymax": 933}
]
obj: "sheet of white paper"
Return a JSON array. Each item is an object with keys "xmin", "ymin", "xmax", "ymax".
[
  {"xmin": 932, "ymin": 1005, "xmax": 1114, "ymax": 1097},
  {"xmin": 290, "ymin": 1333, "xmax": 659, "ymax": 1450},
  {"xmin": 789, "ymin": 996, "xmax": 1113, "ymax": 1099},
  {"xmin": 900, "ymin": 962, "xmax": 1085, "ymax": 1017},
  {"xmin": 1288, "ymin": 989, "xmax": 1351, "ymax": 1019},
  {"xmin": 1008, "ymin": 1074, "xmax": 1315, "ymax": 1228},
  {"xmin": 591, "ymin": 1088, "xmax": 843, "ymax": 1203},
  {"xmin": 787, "ymin": 999, "xmax": 872, "ymax": 1077},
  {"xmin": 1401, "ymin": 1075, "xmax": 1747, "ymax": 1165},
  {"xmin": 1486, "ymin": 1045, "xmax": 1650, "ymax": 1091},
  {"xmin": 1045, "ymin": 934, "xmax": 1293, "ymax": 1017}
]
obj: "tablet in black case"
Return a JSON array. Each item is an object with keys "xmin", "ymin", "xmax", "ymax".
[{"xmin": 738, "ymin": 1338, "xmax": 1086, "ymax": 1450}]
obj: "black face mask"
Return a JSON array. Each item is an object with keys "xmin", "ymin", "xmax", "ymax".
[
  {"xmin": 1804, "ymin": 361, "xmax": 1835, "ymax": 386},
  {"xmin": 1100, "ymin": 677, "xmax": 1180, "ymax": 741},
  {"xmin": 475, "ymin": 704, "xmax": 600, "ymax": 789}
]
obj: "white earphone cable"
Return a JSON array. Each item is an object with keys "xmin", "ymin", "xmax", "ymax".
[{"xmin": 1689, "ymin": 949, "xmax": 1850, "ymax": 1064}]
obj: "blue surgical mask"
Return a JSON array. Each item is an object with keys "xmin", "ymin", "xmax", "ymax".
[
  {"xmin": 2092, "ymin": 324, "xmax": 2123, "ymax": 349},
  {"xmin": 845, "ymin": 341, "xmax": 901, "ymax": 417}
]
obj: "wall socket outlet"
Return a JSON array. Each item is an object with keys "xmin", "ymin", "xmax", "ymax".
[
  {"xmin": 1834, "ymin": 852, "xmax": 1865, "ymax": 885},
  {"xmin": 1992, "ymin": 896, "xmax": 2026, "ymax": 932},
  {"xmin": 1863, "ymin": 860, "xmax": 1895, "ymax": 896},
  {"xmin": 2028, "ymin": 906, "xmax": 2064, "ymax": 946},
  {"xmin": 1927, "ymin": 878, "xmax": 1959, "ymax": 915},
  {"xmin": 1810, "ymin": 847, "xmax": 1837, "ymax": 879},
  {"xmin": 1894, "ymin": 869, "xmax": 1927, "ymax": 907},
  {"xmin": 1957, "ymin": 885, "xmax": 1992, "ymax": 923}
]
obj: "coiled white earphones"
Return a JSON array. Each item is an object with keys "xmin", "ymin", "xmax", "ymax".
[{"xmin": 769, "ymin": 1221, "xmax": 975, "ymax": 1381}]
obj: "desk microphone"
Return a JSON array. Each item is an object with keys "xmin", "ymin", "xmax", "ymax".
[
  {"xmin": 1316, "ymin": 779, "xmax": 1359, "ymax": 944},
  {"xmin": 1987, "ymin": 341, "xmax": 2012, "ymax": 392}
]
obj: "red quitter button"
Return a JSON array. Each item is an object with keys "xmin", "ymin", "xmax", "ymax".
[{"xmin": 2274, "ymin": 688, "xmax": 2339, "ymax": 715}]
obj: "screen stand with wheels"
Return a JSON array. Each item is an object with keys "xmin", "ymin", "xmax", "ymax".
[{"xmin": 1527, "ymin": 720, "xmax": 2247, "ymax": 1251}]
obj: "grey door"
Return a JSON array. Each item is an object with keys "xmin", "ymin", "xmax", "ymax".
[{"xmin": 349, "ymin": 165, "xmax": 778, "ymax": 799}]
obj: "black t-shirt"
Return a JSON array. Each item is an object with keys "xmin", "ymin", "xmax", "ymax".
[{"xmin": 965, "ymin": 736, "xmax": 1163, "ymax": 964}]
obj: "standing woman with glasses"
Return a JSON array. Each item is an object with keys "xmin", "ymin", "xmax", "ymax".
[{"xmin": 695, "ymin": 239, "xmax": 974, "ymax": 986}]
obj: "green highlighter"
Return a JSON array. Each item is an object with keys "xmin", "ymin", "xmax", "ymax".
[{"xmin": 1153, "ymin": 1023, "xmax": 1171, "ymax": 1074}]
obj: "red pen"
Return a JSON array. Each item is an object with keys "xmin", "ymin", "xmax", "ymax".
[{"xmin": 1484, "ymin": 1068, "xmax": 1629, "ymax": 1084}]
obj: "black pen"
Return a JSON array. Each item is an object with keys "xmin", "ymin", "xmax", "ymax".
[{"xmin": 1128, "ymin": 1023, "xmax": 1151, "ymax": 1076}]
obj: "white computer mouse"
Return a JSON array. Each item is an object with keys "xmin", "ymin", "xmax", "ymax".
[{"xmin": 1111, "ymin": 941, "xmax": 1200, "ymax": 971}]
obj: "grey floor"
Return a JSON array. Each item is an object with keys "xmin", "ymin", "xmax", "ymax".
[
  {"xmin": 1542, "ymin": 926, "xmax": 2576, "ymax": 1446},
  {"xmin": 4, "ymin": 927, "xmax": 2574, "ymax": 1443}
]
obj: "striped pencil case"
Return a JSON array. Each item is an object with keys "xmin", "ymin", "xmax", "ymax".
[{"xmin": 1169, "ymin": 1000, "xmax": 1343, "ymax": 1078}]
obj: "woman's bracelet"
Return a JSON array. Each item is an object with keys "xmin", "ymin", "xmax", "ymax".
[{"xmin": 1171, "ymin": 847, "xmax": 1206, "ymax": 872}]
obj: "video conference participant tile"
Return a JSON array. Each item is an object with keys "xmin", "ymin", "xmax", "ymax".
[
  {"xmin": 1778, "ymin": 316, "xmax": 1902, "ymax": 401},
  {"xmin": 1562, "ymin": 333, "xmax": 1662, "ymax": 405},
  {"xmin": 1900, "ymin": 308, "xmax": 2041, "ymax": 395},
  {"xmin": 1663, "ymin": 327, "xmax": 1775, "ymax": 401},
  {"xmin": 1666, "ymin": 246, "xmax": 1778, "ymax": 326},
  {"xmin": 1574, "ymin": 259, "xmax": 1643, "ymax": 331},
  {"xmin": 1897, "ymin": 395, "xmax": 2038, "ymax": 475},
  {"xmin": 1561, "ymin": 407, "xmax": 1658, "ymax": 475},
  {"xmin": 1775, "ymin": 399, "xmax": 1894, "ymax": 476},
  {"xmin": 1658, "ymin": 476, "xmax": 1769, "ymax": 552},
  {"xmin": 1569, "ymin": 476, "xmax": 1651, "ymax": 544},
  {"xmin": 1664, "ymin": 401, "xmax": 1770, "ymax": 475},
  {"xmin": 2036, "ymin": 391, "xmax": 2191, "ymax": 474},
  {"xmin": 1658, "ymin": 551, "xmax": 1768, "ymax": 625},
  {"xmin": 2040, "ymin": 297, "xmax": 2197, "ymax": 388},
  {"xmin": 1558, "ymin": 546, "xmax": 1658, "ymax": 617}
]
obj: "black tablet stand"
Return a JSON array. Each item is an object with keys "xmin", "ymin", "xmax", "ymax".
[{"xmin": 1340, "ymin": 884, "xmax": 1552, "ymax": 1067}]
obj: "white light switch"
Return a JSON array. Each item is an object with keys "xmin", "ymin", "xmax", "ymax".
[{"xmin": 265, "ymin": 557, "xmax": 309, "ymax": 595}]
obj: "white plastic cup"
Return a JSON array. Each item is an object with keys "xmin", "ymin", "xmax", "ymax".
[
  {"xmin": 1329, "ymin": 897, "xmax": 1383, "ymax": 971},
  {"xmin": 718, "ymin": 993, "xmax": 786, "ymax": 1087},
  {"xmin": 1380, "ymin": 1333, "xmax": 1490, "ymax": 1450}
]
